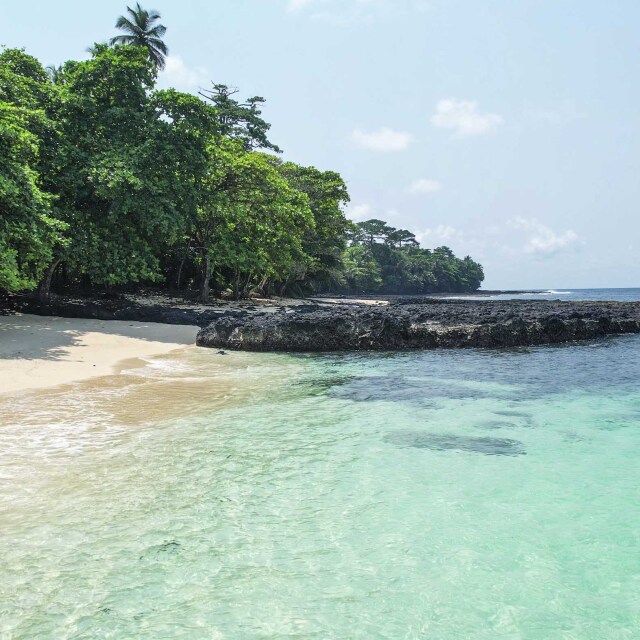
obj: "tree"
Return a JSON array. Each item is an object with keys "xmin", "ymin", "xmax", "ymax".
[
  {"xmin": 277, "ymin": 162, "xmax": 350, "ymax": 292},
  {"xmin": 386, "ymin": 228, "xmax": 418, "ymax": 248},
  {"xmin": 343, "ymin": 246, "xmax": 382, "ymax": 292},
  {"xmin": 45, "ymin": 64, "xmax": 64, "ymax": 84},
  {"xmin": 150, "ymin": 88, "xmax": 221, "ymax": 291},
  {"xmin": 110, "ymin": 3, "xmax": 168, "ymax": 70},
  {"xmin": 150, "ymin": 89, "xmax": 311, "ymax": 301},
  {"xmin": 341, "ymin": 217, "xmax": 484, "ymax": 294},
  {"xmin": 1, "ymin": 36, "xmax": 484, "ymax": 301},
  {"xmin": 357, "ymin": 219, "xmax": 394, "ymax": 248},
  {"xmin": 189, "ymin": 146, "xmax": 313, "ymax": 301},
  {"xmin": 0, "ymin": 48, "xmax": 66, "ymax": 293},
  {"xmin": 199, "ymin": 84, "xmax": 281, "ymax": 153},
  {"xmin": 458, "ymin": 256, "xmax": 484, "ymax": 291},
  {"xmin": 45, "ymin": 45, "xmax": 183, "ymax": 293}
]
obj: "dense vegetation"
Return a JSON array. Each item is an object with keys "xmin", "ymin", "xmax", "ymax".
[
  {"xmin": 0, "ymin": 5, "xmax": 483, "ymax": 302},
  {"xmin": 345, "ymin": 220, "xmax": 484, "ymax": 294}
]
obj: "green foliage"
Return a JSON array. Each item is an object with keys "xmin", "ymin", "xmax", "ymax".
[
  {"xmin": 0, "ymin": 48, "xmax": 66, "ymax": 292},
  {"xmin": 277, "ymin": 162, "xmax": 351, "ymax": 292},
  {"xmin": 199, "ymin": 84, "xmax": 281, "ymax": 153},
  {"xmin": 343, "ymin": 245, "xmax": 382, "ymax": 292},
  {"xmin": 178, "ymin": 138, "xmax": 314, "ymax": 301},
  {"xmin": 110, "ymin": 3, "xmax": 168, "ymax": 69},
  {"xmin": 49, "ymin": 44, "xmax": 182, "ymax": 286},
  {"xmin": 211, "ymin": 152, "xmax": 314, "ymax": 297},
  {"xmin": 0, "ymin": 9, "xmax": 484, "ymax": 300},
  {"xmin": 343, "ymin": 219, "xmax": 484, "ymax": 294}
]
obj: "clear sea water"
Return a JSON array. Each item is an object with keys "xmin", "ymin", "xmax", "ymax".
[
  {"xmin": 442, "ymin": 287, "xmax": 640, "ymax": 302},
  {"xmin": 1, "ymin": 288, "xmax": 639, "ymax": 639}
]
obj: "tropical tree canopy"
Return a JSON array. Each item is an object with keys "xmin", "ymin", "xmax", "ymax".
[
  {"xmin": 342, "ymin": 219, "xmax": 485, "ymax": 294},
  {"xmin": 0, "ymin": 48, "xmax": 66, "ymax": 292},
  {"xmin": 0, "ymin": 6, "xmax": 484, "ymax": 300},
  {"xmin": 109, "ymin": 3, "xmax": 168, "ymax": 69}
]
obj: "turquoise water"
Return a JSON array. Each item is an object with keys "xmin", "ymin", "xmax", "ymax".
[{"xmin": 2, "ymin": 335, "xmax": 640, "ymax": 638}]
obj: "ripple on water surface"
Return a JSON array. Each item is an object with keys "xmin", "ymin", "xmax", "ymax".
[{"xmin": 1, "ymin": 336, "xmax": 640, "ymax": 639}]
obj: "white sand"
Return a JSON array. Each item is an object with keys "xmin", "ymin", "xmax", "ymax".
[{"xmin": 0, "ymin": 314, "xmax": 199, "ymax": 394}]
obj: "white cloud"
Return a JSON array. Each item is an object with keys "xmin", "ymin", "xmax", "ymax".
[
  {"xmin": 407, "ymin": 178, "xmax": 442, "ymax": 194},
  {"xmin": 351, "ymin": 127, "xmax": 413, "ymax": 152},
  {"xmin": 431, "ymin": 99, "xmax": 503, "ymax": 137},
  {"xmin": 346, "ymin": 203, "xmax": 373, "ymax": 221},
  {"xmin": 159, "ymin": 55, "xmax": 209, "ymax": 92},
  {"xmin": 509, "ymin": 217, "xmax": 579, "ymax": 255},
  {"xmin": 415, "ymin": 225, "xmax": 458, "ymax": 244},
  {"xmin": 287, "ymin": 0, "xmax": 318, "ymax": 11}
]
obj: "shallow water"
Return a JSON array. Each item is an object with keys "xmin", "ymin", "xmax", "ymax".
[{"xmin": 2, "ymin": 336, "xmax": 640, "ymax": 639}]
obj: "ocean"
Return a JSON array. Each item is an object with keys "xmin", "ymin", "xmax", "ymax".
[
  {"xmin": 1, "ymin": 288, "xmax": 639, "ymax": 639},
  {"xmin": 442, "ymin": 287, "xmax": 640, "ymax": 302}
]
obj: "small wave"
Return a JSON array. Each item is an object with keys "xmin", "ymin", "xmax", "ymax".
[
  {"xmin": 124, "ymin": 357, "xmax": 194, "ymax": 378},
  {"xmin": 543, "ymin": 290, "xmax": 572, "ymax": 295}
]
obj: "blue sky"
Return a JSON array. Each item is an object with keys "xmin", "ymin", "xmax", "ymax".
[{"xmin": 3, "ymin": 0, "xmax": 639, "ymax": 288}]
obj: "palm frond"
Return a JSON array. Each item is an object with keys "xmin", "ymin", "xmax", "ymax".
[
  {"xmin": 109, "ymin": 34, "xmax": 135, "ymax": 46},
  {"xmin": 147, "ymin": 38, "xmax": 168, "ymax": 54},
  {"xmin": 147, "ymin": 24, "xmax": 167, "ymax": 38},
  {"xmin": 111, "ymin": 3, "xmax": 168, "ymax": 69},
  {"xmin": 149, "ymin": 51, "xmax": 165, "ymax": 70},
  {"xmin": 128, "ymin": 4, "xmax": 148, "ymax": 29},
  {"xmin": 114, "ymin": 16, "xmax": 139, "ymax": 34}
]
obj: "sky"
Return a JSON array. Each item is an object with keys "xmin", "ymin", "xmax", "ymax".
[{"xmin": 3, "ymin": 0, "xmax": 640, "ymax": 288}]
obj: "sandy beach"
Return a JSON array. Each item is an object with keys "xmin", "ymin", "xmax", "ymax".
[{"xmin": 0, "ymin": 314, "xmax": 199, "ymax": 394}]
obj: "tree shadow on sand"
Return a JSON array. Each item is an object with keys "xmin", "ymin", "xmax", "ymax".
[{"xmin": 0, "ymin": 314, "xmax": 196, "ymax": 362}]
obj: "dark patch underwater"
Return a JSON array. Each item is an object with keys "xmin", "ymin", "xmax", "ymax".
[{"xmin": 384, "ymin": 431, "xmax": 526, "ymax": 456}]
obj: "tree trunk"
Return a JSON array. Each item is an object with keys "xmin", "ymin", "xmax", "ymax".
[
  {"xmin": 200, "ymin": 253, "xmax": 211, "ymax": 304},
  {"xmin": 258, "ymin": 275, "xmax": 268, "ymax": 292},
  {"xmin": 241, "ymin": 272, "xmax": 253, "ymax": 298},
  {"xmin": 176, "ymin": 256, "xmax": 186, "ymax": 291},
  {"xmin": 175, "ymin": 241, "xmax": 191, "ymax": 290},
  {"xmin": 280, "ymin": 277, "xmax": 292, "ymax": 298},
  {"xmin": 38, "ymin": 258, "xmax": 61, "ymax": 306},
  {"xmin": 233, "ymin": 268, "xmax": 241, "ymax": 301}
]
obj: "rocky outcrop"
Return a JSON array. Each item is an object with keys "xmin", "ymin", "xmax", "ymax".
[
  {"xmin": 196, "ymin": 300, "xmax": 640, "ymax": 352},
  {"xmin": 6, "ymin": 293, "xmax": 640, "ymax": 352},
  {"xmin": 4, "ymin": 293, "xmax": 250, "ymax": 326}
]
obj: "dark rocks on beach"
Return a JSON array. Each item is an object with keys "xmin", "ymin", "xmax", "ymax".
[
  {"xmin": 5, "ymin": 292, "xmax": 244, "ymax": 327},
  {"xmin": 196, "ymin": 299, "xmax": 640, "ymax": 352},
  {"xmin": 7, "ymin": 292, "xmax": 640, "ymax": 353}
]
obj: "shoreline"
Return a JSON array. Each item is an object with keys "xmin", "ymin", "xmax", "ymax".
[
  {"xmin": 0, "ymin": 314, "xmax": 198, "ymax": 395},
  {"xmin": 3, "ymin": 293, "xmax": 640, "ymax": 356}
]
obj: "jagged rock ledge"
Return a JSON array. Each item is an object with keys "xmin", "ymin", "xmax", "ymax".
[
  {"xmin": 196, "ymin": 300, "xmax": 640, "ymax": 352},
  {"xmin": 2, "ymin": 293, "xmax": 272, "ymax": 326}
]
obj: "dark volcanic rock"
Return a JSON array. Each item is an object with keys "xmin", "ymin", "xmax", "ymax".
[
  {"xmin": 196, "ymin": 300, "xmax": 640, "ymax": 352},
  {"xmin": 5, "ymin": 294, "xmax": 240, "ymax": 327},
  {"xmin": 7, "ymin": 292, "xmax": 640, "ymax": 353}
]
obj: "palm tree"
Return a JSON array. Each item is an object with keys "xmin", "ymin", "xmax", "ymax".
[
  {"xmin": 45, "ymin": 64, "xmax": 64, "ymax": 84},
  {"xmin": 109, "ymin": 3, "xmax": 168, "ymax": 70}
]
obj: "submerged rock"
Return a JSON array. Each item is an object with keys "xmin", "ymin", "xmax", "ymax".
[
  {"xmin": 196, "ymin": 300, "xmax": 640, "ymax": 352},
  {"xmin": 384, "ymin": 431, "xmax": 526, "ymax": 456}
]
